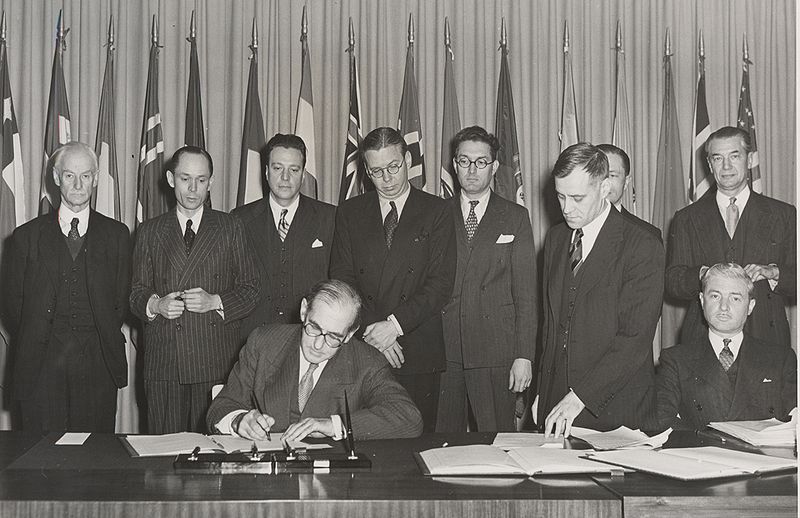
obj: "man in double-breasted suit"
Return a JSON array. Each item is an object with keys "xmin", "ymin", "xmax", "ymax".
[
  {"xmin": 330, "ymin": 127, "xmax": 456, "ymax": 432},
  {"xmin": 436, "ymin": 126, "xmax": 536, "ymax": 432},
  {"xmin": 232, "ymin": 134, "xmax": 335, "ymax": 340},
  {"xmin": 4, "ymin": 142, "xmax": 130, "ymax": 433},
  {"xmin": 666, "ymin": 126, "xmax": 795, "ymax": 349},
  {"xmin": 536, "ymin": 143, "xmax": 665, "ymax": 436},
  {"xmin": 131, "ymin": 146, "xmax": 259, "ymax": 434},
  {"xmin": 656, "ymin": 263, "xmax": 796, "ymax": 430}
]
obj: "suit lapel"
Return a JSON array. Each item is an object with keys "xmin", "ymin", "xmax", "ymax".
[
  {"xmin": 691, "ymin": 338, "xmax": 734, "ymax": 402},
  {"xmin": 547, "ymin": 225, "xmax": 570, "ymax": 314},
  {"xmin": 304, "ymin": 345, "xmax": 356, "ymax": 417},
  {"xmin": 691, "ymin": 190, "xmax": 728, "ymax": 259},
  {"xmin": 39, "ymin": 214, "xmax": 64, "ymax": 287},
  {"xmin": 250, "ymin": 200, "xmax": 274, "ymax": 272},
  {"xmin": 738, "ymin": 192, "xmax": 771, "ymax": 257},
  {"xmin": 729, "ymin": 336, "xmax": 767, "ymax": 417},
  {"xmin": 576, "ymin": 208, "xmax": 623, "ymax": 298},
  {"xmin": 179, "ymin": 209, "xmax": 222, "ymax": 287},
  {"xmin": 470, "ymin": 192, "xmax": 506, "ymax": 253},
  {"xmin": 157, "ymin": 210, "xmax": 189, "ymax": 276}
]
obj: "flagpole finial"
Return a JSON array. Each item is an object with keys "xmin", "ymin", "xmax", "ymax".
[
  {"xmin": 107, "ymin": 15, "xmax": 115, "ymax": 50},
  {"xmin": 407, "ymin": 13, "xmax": 414, "ymax": 46},
  {"xmin": 664, "ymin": 27, "xmax": 672, "ymax": 57},
  {"xmin": 500, "ymin": 17, "xmax": 507, "ymax": 48},
  {"xmin": 301, "ymin": 4, "xmax": 308, "ymax": 38},
  {"xmin": 250, "ymin": 17, "xmax": 258, "ymax": 50},
  {"xmin": 742, "ymin": 33, "xmax": 749, "ymax": 62},
  {"xmin": 698, "ymin": 30, "xmax": 704, "ymax": 59},
  {"xmin": 563, "ymin": 20, "xmax": 570, "ymax": 53},
  {"xmin": 151, "ymin": 14, "xmax": 159, "ymax": 46},
  {"xmin": 189, "ymin": 10, "xmax": 196, "ymax": 40},
  {"xmin": 444, "ymin": 17, "xmax": 451, "ymax": 47},
  {"xmin": 1, "ymin": 12, "xmax": 6, "ymax": 43},
  {"xmin": 56, "ymin": 9, "xmax": 70, "ymax": 51},
  {"xmin": 615, "ymin": 20, "xmax": 623, "ymax": 51},
  {"xmin": 348, "ymin": 17, "xmax": 355, "ymax": 49}
]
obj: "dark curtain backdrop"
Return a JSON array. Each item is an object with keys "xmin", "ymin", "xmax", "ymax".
[{"xmin": 0, "ymin": 0, "xmax": 794, "ymax": 432}]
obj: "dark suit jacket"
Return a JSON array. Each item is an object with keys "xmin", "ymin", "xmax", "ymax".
[
  {"xmin": 620, "ymin": 206, "xmax": 662, "ymax": 242},
  {"xmin": 206, "ymin": 324, "xmax": 423, "ymax": 439},
  {"xmin": 442, "ymin": 192, "xmax": 537, "ymax": 368},
  {"xmin": 656, "ymin": 335, "xmax": 797, "ymax": 430},
  {"xmin": 130, "ymin": 209, "xmax": 259, "ymax": 384},
  {"xmin": 4, "ymin": 211, "xmax": 131, "ymax": 397},
  {"xmin": 536, "ymin": 206, "xmax": 665, "ymax": 430},
  {"xmin": 666, "ymin": 188, "xmax": 796, "ymax": 348},
  {"xmin": 232, "ymin": 195, "xmax": 335, "ymax": 339},
  {"xmin": 329, "ymin": 187, "xmax": 456, "ymax": 374}
]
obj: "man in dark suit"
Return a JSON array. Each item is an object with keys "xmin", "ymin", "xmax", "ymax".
[
  {"xmin": 656, "ymin": 263, "xmax": 796, "ymax": 430},
  {"xmin": 330, "ymin": 127, "xmax": 456, "ymax": 432},
  {"xmin": 4, "ymin": 142, "xmax": 130, "ymax": 433},
  {"xmin": 666, "ymin": 126, "xmax": 795, "ymax": 349},
  {"xmin": 130, "ymin": 146, "xmax": 259, "ymax": 434},
  {"xmin": 536, "ymin": 143, "xmax": 664, "ymax": 436},
  {"xmin": 436, "ymin": 126, "xmax": 536, "ymax": 432},
  {"xmin": 208, "ymin": 279, "xmax": 423, "ymax": 441},
  {"xmin": 232, "ymin": 134, "xmax": 335, "ymax": 341}
]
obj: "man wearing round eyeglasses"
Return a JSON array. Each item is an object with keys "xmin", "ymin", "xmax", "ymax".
[
  {"xmin": 207, "ymin": 279, "xmax": 423, "ymax": 441},
  {"xmin": 4, "ymin": 142, "xmax": 131, "ymax": 433}
]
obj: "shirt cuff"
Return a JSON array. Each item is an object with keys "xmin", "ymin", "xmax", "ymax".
[
  {"xmin": 387, "ymin": 314, "xmax": 404, "ymax": 336},
  {"xmin": 215, "ymin": 295, "xmax": 225, "ymax": 319},
  {"xmin": 216, "ymin": 409, "xmax": 248, "ymax": 435},
  {"xmin": 768, "ymin": 279, "xmax": 778, "ymax": 291},
  {"xmin": 145, "ymin": 294, "xmax": 158, "ymax": 320},
  {"xmin": 330, "ymin": 414, "xmax": 344, "ymax": 440}
]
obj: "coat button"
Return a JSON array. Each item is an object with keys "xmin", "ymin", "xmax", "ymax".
[
  {"xmin": 367, "ymin": 295, "xmax": 373, "ymax": 301},
  {"xmin": 695, "ymin": 404, "xmax": 702, "ymax": 411},
  {"xmin": 176, "ymin": 323, "xmax": 182, "ymax": 330},
  {"xmin": 768, "ymin": 406, "xmax": 775, "ymax": 414},
  {"xmin": 400, "ymin": 294, "xmax": 407, "ymax": 302},
  {"xmin": 407, "ymin": 267, "xmax": 414, "ymax": 273}
]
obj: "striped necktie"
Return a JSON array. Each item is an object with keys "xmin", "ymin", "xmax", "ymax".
[
  {"xmin": 298, "ymin": 362, "xmax": 318, "ymax": 412},
  {"xmin": 719, "ymin": 338, "xmax": 734, "ymax": 372},
  {"xmin": 569, "ymin": 228, "xmax": 583, "ymax": 275},
  {"xmin": 278, "ymin": 209, "xmax": 289, "ymax": 241},
  {"xmin": 725, "ymin": 197, "xmax": 739, "ymax": 238},
  {"xmin": 383, "ymin": 201, "xmax": 398, "ymax": 249}
]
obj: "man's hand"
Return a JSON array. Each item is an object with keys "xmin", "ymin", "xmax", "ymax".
[
  {"xmin": 282, "ymin": 417, "xmax": 336, "ymax": 442},
  {"xmin": 508, "ymin": 358, "xmax": 532, "ymax": 393},
  {"xmin": 381, "ymin": 341, "xmax": 405, "ymax": 369},
  {"xmin": 543, "ymin": 390, "xmax": 586, "ymax": 438},
  {"xmin": 234, "ymin": 409, "xmax": 275, "ymax": 441},
  {"xmin": 744, "ymin": 263, "xmax": 779, "ymax": 283},
  {"xmin": 153, "ymin": 291, "xmax": 185, "ymax": 319},
  {"xmin": 183, "ymin": 287, "xmax": 222, "ymax": 313},
  {"xmin": 363, "ymin": 320, "xmax": 400, "ymax": 351}
]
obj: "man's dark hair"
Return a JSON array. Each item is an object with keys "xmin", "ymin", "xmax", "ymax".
[
  {"xmin": 451, "ymin": 125, "xmax": 500, "ymax": 162},
  {"xmin": 552, "ymin": 142, "xmax": 608, "ymax": 180},
  {"xmin": 705, "ymin": 126, "xmax": 752, "ymax": 155},
  {"xmin": 596, "ymin": 144, "xmax": 630, "ymax": 176},
  {"xmin": 169, "ymin": 145, "xmax": 214, "ymax": 176},
  {"xmin": 265, "ymin": 133, "xmax": 307, "ymax": 169},
  {"xmin": 360, "ymin": 127, "xmax": 407, "ymax": 157},
  {"xmin": 306, "ymin": 279, "xmax": 363, "ymax": 335}
]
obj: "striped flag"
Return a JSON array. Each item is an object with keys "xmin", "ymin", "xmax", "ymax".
[
  {"xmin": 92, "ymin": 17, "xmax": 120, "ymax": 219},
  {"xmin": 438, "ymin": 18, "xmax": 460, "ymax": 199},
  {"xmin": 236, "ymin": 19, "xmax": 266, "ymax": 207},
  {"xmin": 611, "ymin": 21, "xmax": 636, "ymax": 214},
  {"xmin": 559, "ymin": 22, "xmax": 579, "ymax": 152},
  {"xmin": 689, "ymin": 33, "xmax": 712, "ymax": 202},
  {"xmin": 39, "ymin": 10, "xmax": 71, "ymax": 215},
  {"xmin": 397, "ymin": 14, "xmax": 425, "ymax": 190},
  {"xmin": 136, "ymin": 16, "xmax": 167, "ymax": 225},
  {"xmin": 294, "ymin": 6, "xmax": 317, "ymax": 199},
  {"xmin": 736, "ymin": 35, "xmax": 762, "ymax": 193},
  {"xmin": 184, "ymin": 10, "xmax": 205, "ymax": 149},
  {"xmin": 494, "ymin": 19, "xmax": 523, "ymax": 206},
  {"xmin": 338, "ymin": 18, "xmax": 369, "ymax": 204}
]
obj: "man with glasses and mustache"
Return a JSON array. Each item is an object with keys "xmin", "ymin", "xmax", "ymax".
[{"xmin": 207, "ymin": 279, "xmax": 423, "ymax": 441}]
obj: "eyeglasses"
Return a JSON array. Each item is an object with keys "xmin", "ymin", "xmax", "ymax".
[
  {"xmin": 367, "ymin": 162, "xmax": 402, "ymax": 179},
  {"xmin": 303, "ymin": 321, "xmax": 346, "ymax": 348},
  {"xmin": 455, "ymin": 156, "xmax": 491, "ymax": 170}
]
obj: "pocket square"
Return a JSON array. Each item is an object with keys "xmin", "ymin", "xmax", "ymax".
[
  {"xmin": 496, "ymin": 234, "xmax": 515, "ymax": 244},
  {"xmin": 762, "ymin": 378, "xmax": 773, "ymax": 383},
  {"xmin": 311, "ymin": 238, "xmax": 324, "ymax": 248}
]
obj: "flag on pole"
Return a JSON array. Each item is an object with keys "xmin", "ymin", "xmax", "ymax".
[
  {"xmin": 136, "ymin": 16, "xmax": 167, "ymax": 225},
  {"xmin": 559, "ymin": 21, "xmax": 579, "ymax": 152},
  {"xmin": 611, "ymin": 21, "xmax": 636, "ymax": 214},
  {"xmin": 494, "ymin": 19, "xmax": 524, "ymax": 206},
  {"xmin": 236, "ymin": 19, "xmax": 266, "ymax": 207},
  {"xmin": 689, "ymin": 32, "xmax": 712, "ymax": 202},
  {"xmin": 92, "ymin": 17, "xmax": 120, "ymax": 220},
  {"xmin": 736, "ymin": 34, "xmax": 762, "ymax": 193},
  {"xmin": 338, "ymin": 18, "xmax": 369, "ymax": 204},
  {"xmin": 438, "ymin": 17, "xmax": 460, "ymax": 199},
  {"xmin": 0, "ymin": 12, "xmax": 24, "ymax": 245},
  {"xmin": 184, "ymin": 10, "xmax": 205, "ymax": 149},
  {"xmin": 398, "ymin": 14, "xmax": 426, "ymax": 190},
  {"xmin": 39, "ymin": 10, "xmax": 71, "ymax": 215},
  {"xmin": 294, "ymin": 5, "xmax": 318, "ymax": 199}
]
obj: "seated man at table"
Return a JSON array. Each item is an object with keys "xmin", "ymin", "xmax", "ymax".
[
  {"xmin": 207, "ymin": 279, "xmax": 423, "ymax": 441},
  {"xmin": 656, "ymin": 263, "xmax": 797, "ymax": 431}
]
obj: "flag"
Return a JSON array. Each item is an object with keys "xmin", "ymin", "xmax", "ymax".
[
  {"xmin": 559, "ymin": 22, "xmax": 579, "ymax": 152},
  {"xmin": 737, "ymin": 37, "xmax": 762, "ymax": 193},
  {"xmin": 438, "ymin": 18, "xmax": 460, "ymax": 199},
  {"xmin": 92, "ymin": 18, "xmax": 120, "ymax": 220},
  {"xmin": 236, "ymin": 20, "xmax": 266, "ymax": 207},
  {"xmin": 136, "ymin": 16, "xmax": 167, "ymax": 225},
  {"xmin": 397, "ymin": 14, "xmax": 425, "ymax": 190},
  {"xmin": 338, "ymin": 19, "xmax": 369, "ymax": 203},
  {"xmin": 494, "ymin": 20, "xmax": 523, "ymax": 206},
  {"xmin": 39, "ymin": 10, "xmax": 71, "ymax": 215},
  {"xmin": 611, "ymin": 21, "xmax": 636, "ymax": 214},
  {"xmin": 184, "ymin": 11, "xmax": 205, "ymax": 149},
  {"xmin": 294, "ymin": 6, "xmax": 317, "ymax": 199},
  {"xmin": 689, "ymin": 38, "xmax": 711, "ymax": 202}
]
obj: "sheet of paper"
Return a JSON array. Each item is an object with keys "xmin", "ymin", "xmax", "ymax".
[
  {"xmin": 570, "ymin": 426, "xmax": 667, "ymax": 450},
  {"xmin": 492, "ymin": 433, "xmax": 564, "ymax": 450},
  {"xmin": 55, "ymin": 432, "xmax": 91, "ymax": 445},
  {"xmin": 508, "ymin": 447, "xmax": 624, "ymax": 475},
  {"xmin": 209, "ymin": 435, "xmax": 332, "ymax": 453},
  {"xmin": 418, "ymin": 445, "xmax": 527, "ymax": 475}
]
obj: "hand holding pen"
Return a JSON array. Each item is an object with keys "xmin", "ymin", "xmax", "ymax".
[{"xmin": 232, "ymin": 391, "xmax": 275, "ymax": 441}]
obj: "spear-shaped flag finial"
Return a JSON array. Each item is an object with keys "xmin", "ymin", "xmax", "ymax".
[
  {"xmin": 106, "ymin": 15, "xmax": 115, "ymax": 51},
  {"xmin": 742, "ymin": 32, "xmax": 750, "ymax": 63},
  {"xmin": 500, "ymin": 17, "xmax": 508, "ymax": 49},
  {"xmin": 188, "ymin": 10, "xmax": 196, "ymax": 41},
  {"xmin": 151, "ymin": 14, "xmax": 159, "ymax": 46},
  {"xmin": 664, "ymin": 27, "xmax": 672, "ymax": 57},
  {"xmin": 56, "ymin": 9, "xmax": 70, "ymax": 52},
  {"xmin": 407, "ymin": 13, "xmax": 414, "ymax": 47},
  {"xmin": 444, "ymin": 17, "xmax": 451, "ymax": 47},
  {"xmin": 615, "ymin": 20, "xmax": 623, "ymax": 51},
  {"xmin": 251, "ymin": 17, "xmax": 258, "ymax": 50},
  {"xmin": 698, "ymin": 30, "xmax": 705, "ymax": 59},
  {"xmin": 1, "ymin": 11, "xmax": 7, "ymax": 43},
  {"xmin": 348, "ymin": 17, "xmax": 355, "ymax": 50},
  {"xmin": 563, "ymin": 20, "xmax": 570, "ymax": 53},
  {"xmin": 301, "ymin": 4, "xmax": 308, "ymax": 39}
]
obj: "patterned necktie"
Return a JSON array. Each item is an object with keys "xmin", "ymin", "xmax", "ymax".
[
  {"xmin": 569, "ymin": 228, "xmax": 584, "ymax": 275},
  {"xmin": 465, "ymin": 200, "xmax": 479, "ymax": 242},
  {"xmin": 719, "ymin": 338, "xmax": 735, "ymax": 372},
  {"xmin": 383, "ymin": 201, "xmax": 398, "ymax": 249},
  {"xmin": 298, "ymin": 362, "xmax": 319, "ymax": 412},
  {"xmin": 725, "ymin": 197, "xmax": 739, "ymax": 238},
  {"xmin": 184, "ymin": 219, "xmax": 195, "ymax": 254},
  {"xmin": 67, "ymin": 217, "xmax": 80, "ymax": 240},
  {"xmin": 278, "ymin": 209, "xmax": 289, "ymax": 241}
]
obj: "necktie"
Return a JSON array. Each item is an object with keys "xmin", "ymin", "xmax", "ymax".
[
  {"xmin": 383, "ymin": 201, "xmax": 398, "ymax": 249},
  {"xmin": 569, "ymin": 228, "xmax": 584, "ymax": 275},
  {"xmin": 719, "ymin": 338, "xmax": 735, "ymax": 372},
  {"xmin": 298, "ymin": 362, "xmax": 319, "ymax": 412},
  {"xmin": 67, "ymin": 217, "xmax": 80, "ymax": 240},
  {"xmin": 184, "ymin": 219, "xmax": 196, "ymax": 254},
  {"xmin": 278, "ymin": 209, "xmax": 289, "ymax": 241},
  {"xmin": 725, "ymin": 197, "xmax": 739, "ymax": 238},
  {"xmin": 465, "ymin": 200, "xmax": 479, "ymax": 242}
]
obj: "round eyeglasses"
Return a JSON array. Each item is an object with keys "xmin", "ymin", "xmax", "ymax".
[
  {"xmin": 455, "ymin": 156, "xmax": 491, "ymax": 170},
  {"xmin": 367, "ymin": 162, "xmax": 402, "ymax": 179},
  {"xmin": 303, "ymin": 321, "xmax": 345, "ymax": 348}
]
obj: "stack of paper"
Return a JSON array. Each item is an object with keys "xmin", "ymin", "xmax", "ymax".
[
  {"xmin": 570, "ymin": 426, "xmax": 672, "ymax": 450},
  {"xmin": 491, "ymin": 433, "xmax": 564, "ymax": 450},
  {"xmin": 709, "ymin": 419, "xmax": 796, "ymax": 447},
  {"xmin": 121, "ymin": 432, "xmax": 330, "ymax": 457}
]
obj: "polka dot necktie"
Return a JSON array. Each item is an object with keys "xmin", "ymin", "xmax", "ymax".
[{"xmin": 465, "ymin": 200, "xmax": 479, "ymax": 242}]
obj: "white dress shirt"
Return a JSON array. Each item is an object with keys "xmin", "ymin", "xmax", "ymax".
[
  {"xmin": 58, "ymin": 204, "xmax": 90, "ymax": 237},
  {"xmin": 708, "ymin": 330, "xmax": 744, "ymax": 363}
]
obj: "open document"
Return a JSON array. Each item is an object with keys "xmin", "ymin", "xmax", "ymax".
[
  {"xmin": 570, "ymin": 426, "xmax": 672, "ymax": 450},
  {"xmin": 709, "ymin": 418, "xmax": 796, "ymax": 447},
  {"xmin": 121, "ymin": 432, "xmax": 330, "ymax": 457}
]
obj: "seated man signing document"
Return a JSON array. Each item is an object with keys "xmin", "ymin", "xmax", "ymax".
[{"xmin": 207, "ymin": 279, "xmax": 423, "ymax": 441}]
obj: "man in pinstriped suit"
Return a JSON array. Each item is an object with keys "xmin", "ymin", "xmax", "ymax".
[{"xmin": 131, "ymin": 146, "xmax": 260, "ymax": 434}]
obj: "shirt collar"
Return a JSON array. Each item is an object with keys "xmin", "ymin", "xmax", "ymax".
[
  {"xmin": 460, "ymin": 189, "xmax": 491, "ymax": 223},
  {"xmin": 176, "ymin": 205, "xmax": 204, "ymax": 232},
  {"xmin": 269, "ymin": 193, "xmax": 300, "ymax": 227},
  {"xmin": 708, "ymin": 329, "xmax": 744, "ymax": 362},
  {"xmin": 58, "ymin": 204, "xmax": 90, "ymax": 237},
  {"xmin": 573, "ymin": 200, "xmax": 611, "ymax": 261},
  {"xmin": 716, "ymin": 185, "xmax": 750, "ymax": 214},
  {"xmin": 379, "ymin": 184, "xmax": 412, "ymax": 219},
  {"xmin": 299, "ymin": 347, "xmax": 330, "ymax": 385}
]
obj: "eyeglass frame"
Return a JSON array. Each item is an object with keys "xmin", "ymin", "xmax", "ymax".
[
  {"xmin": 366, "ymin": 161, "xmax": 404, "ymax": 179},
  {"xmin": 302, "ymin": 320, "xmax": 347, "ymax": 348},
  {"xmin": 454, "ymin": 156, "xmax": 493, "ymax": 170}
]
